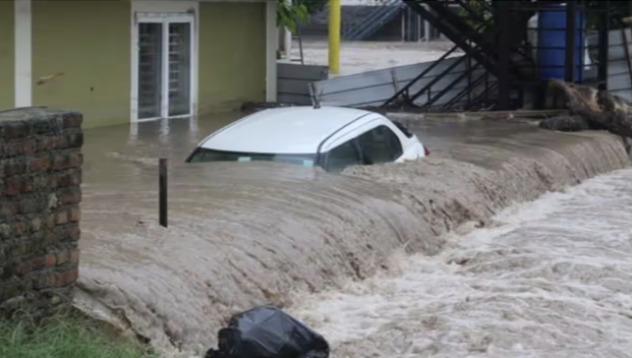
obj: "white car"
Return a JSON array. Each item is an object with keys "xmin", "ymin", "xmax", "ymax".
[{"xmin": 187, "ymin": 106, "xmax": 429, "ymax": 173}]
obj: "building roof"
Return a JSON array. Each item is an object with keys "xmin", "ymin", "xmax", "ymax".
[{"xmin": 199, "ymin": 106, "xmax": 375, "ymax": 154}]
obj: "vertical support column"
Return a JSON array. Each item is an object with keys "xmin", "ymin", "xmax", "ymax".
[
  {"xmin": 265, "ymin": 0, "xmax": 278, "ymax": 102},
  {"xmin": 401, "ymin": 8, "xmax": 405, "ymax": 42},
  {"xmin": 413, "ymin": 13, "xmax": 422, "ymax": 42},
  {"xmin": 496, "ymin": 0, "xmax": 512, "ymax": 110},
  {"xmin": 565, "ymin": 0, "xmax": 577, "ymax": 82},
  {"xmin": 597, "ymin": 0, "xmax": 610, "ymax": 90},
  {"xmin": 328, "ymin": 0, "xmax": 341, "ymax": 74},
  {"xmin": 284, "ymin": 29, "xmax": 292, "ymax": 59},
  {"xmin": 424, "ymin": 4, "xmax": 431, "ymax": 42},
  {"xmin": 621, "ymin": 21, "xmax": 632, "ymax": 82},
  {"xmin": 14, "ymin": 0, "xmax": 32, "ymax": 108}
]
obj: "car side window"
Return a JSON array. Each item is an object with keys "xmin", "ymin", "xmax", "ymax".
[
  {"xmin": 325, "ymin": 140, "xmax": 362, "ymax": 173},
  {"xmin": 357, "ymin": 125, "xmax": 403, "ymax": 164}
]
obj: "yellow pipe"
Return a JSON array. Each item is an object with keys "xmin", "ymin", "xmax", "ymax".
[{"xmin": 328, "ymin": 0, "xmax": 341, "ymax": 74}]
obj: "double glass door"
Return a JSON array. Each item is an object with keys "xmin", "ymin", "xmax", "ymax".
[{"xmin": 137, "ymin": 14, "xmax": 193, "ymax": 121}]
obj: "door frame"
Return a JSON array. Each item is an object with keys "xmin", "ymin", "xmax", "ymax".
[{"xmin": 130, "ymin": 3, "xmax": 198, "ymax": 123}]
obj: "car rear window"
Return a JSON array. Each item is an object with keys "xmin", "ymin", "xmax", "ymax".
[{"xmin": 188, "ymin": 148, "xmax": 317, "ymax": 168}]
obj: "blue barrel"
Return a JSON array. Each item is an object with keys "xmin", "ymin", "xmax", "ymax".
[{"xmin": 537, "ymin": 3, "xmax": 586, "ymax": 81}]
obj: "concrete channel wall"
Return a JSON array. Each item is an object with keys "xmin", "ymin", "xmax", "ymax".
[{"xmin": 0, "ymin": 108, "xmax": 83, "ymax": 314}]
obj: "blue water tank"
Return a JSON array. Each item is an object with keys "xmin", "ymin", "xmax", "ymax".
[{"xmin": 537, "ymin": 3, "xmax": 586, "ymax": 81}]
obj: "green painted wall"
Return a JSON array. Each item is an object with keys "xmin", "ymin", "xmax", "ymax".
[
  {"xmin": 32, "ymin": 0, "xmax": 131, "ymax": 127},
  {"xmin": 0, "ymin": 0, "xmax": 14, "ymax": 110},
  {"xmin": 199, "ymin": 2, "xmax": 266, "ymax": 113}
]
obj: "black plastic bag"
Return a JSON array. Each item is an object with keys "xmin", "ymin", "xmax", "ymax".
[{"xmin": 205, "ymin": 306, "xmax": 330, "ymax": 358}]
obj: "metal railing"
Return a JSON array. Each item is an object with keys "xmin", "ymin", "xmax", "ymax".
[{"xmin": 343, "ymin": 0, "xmax": 404, "ymax": 41}]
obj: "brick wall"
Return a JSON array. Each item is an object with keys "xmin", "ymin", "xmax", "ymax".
[{"xmin": 0, "ymin": 107, "xmax": 83, "ymax": 314}]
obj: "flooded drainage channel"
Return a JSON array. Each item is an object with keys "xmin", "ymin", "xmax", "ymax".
[{"xmin": 74, "ymin": 115, "xmax": 631, "ymax": 357}]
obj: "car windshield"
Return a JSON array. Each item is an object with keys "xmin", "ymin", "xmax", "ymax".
[{"xmin": 188, "ymin": 148, "xmax": 318, "ymax": 168}]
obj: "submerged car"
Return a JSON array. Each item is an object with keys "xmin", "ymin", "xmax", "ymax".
[{"xmin": 186, "ymin": 106, "xmax": 428, "ymax": 173}]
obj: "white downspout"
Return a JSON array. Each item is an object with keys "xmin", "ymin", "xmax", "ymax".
[
  {"xmin": 15, "ymin": 0, "xmax": 32, "ymax": 108},
  {"xmin": 265, "ymin": 0, "xmax": 278, "ymax": 102}
]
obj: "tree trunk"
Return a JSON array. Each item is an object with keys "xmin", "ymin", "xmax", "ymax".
[{"xmin": 546, "ymin": 79, "xmax": 632, "ymax": 138}]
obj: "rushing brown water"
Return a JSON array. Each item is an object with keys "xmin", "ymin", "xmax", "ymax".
[
  {"xmin": 73, "ymin": 113, "xmax": 631, "ymax": 356},
  {"xmin": 290, "ymin": 169, "xmax": 632, "ymax": 358}
]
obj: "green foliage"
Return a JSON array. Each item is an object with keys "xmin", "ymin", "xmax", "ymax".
[
  {"xmin": 277, "ymin": 0, "xmax": 310, "ymax": 34},
  {"xmin": 458, "ymin": 0, "xmax": 493, "ymax": 32},
  {"xmin": 0, "ymin": 311, "xmax": 156, "ymax": 358},
  {"xmin": 295, "ymin": 0, "xmax": 328, "ymax": 15},
  {"xmin": 584, "ymin": 0, "xmax": 632, "ymax": 29}
]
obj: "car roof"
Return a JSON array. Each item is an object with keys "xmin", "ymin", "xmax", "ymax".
[{"xmin": 198, "ymin": 106, "xmax": 380, "ymax": 154}]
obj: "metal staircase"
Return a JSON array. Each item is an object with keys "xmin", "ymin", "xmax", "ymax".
[
  {"xmin": 343, "ymin": 0, "xmax": 405, "ymax": 41},
  {"xmin": 383, "ymin": 0, "xmax": 538, "ymax": 110},
  {"xmin": 384, "ymin": 0, "xmax": 613, "ymax": 111}
]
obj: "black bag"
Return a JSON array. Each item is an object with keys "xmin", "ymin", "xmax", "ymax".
[{"xmin": 205, "ymin": 306, "xmax": 330, "ymax": 358}]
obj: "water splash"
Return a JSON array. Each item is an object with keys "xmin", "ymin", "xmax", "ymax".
[{"xmin": 290, "ymin": 169, "xmax": 631, "ymax": 358}]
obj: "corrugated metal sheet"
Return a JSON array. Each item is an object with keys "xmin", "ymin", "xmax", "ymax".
[
  {"xmin": 277, "ymin": 63, "xmax": 329, "ymax": 105},
  {"xmin": 310, "ymin": 55, "xmax": 489, "ymax": 108},
  {"xmin": 587, "ymin": 28, "xmax": 632, "ymax": 103},
  {"xmin": 310, "ymin": 29, "xmax": 630, "ymax": 108}
]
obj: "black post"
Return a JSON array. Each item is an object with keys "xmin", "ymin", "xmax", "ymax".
[
  {"xmin": 565, "ymin": 0, "xmax": 577, "ymax": 82},
  {"xmin": 496, "ymin": 0, "xmax": 512, "ymax": 110},
  {"xmin": 597, "ymin": 1, "xmax": 610, "ymax": 90},
  {"xmin": 159, "ymin": 158, "xmax": 168, "ymax": 228}
]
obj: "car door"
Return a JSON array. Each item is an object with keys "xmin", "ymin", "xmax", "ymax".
[
  {"xmin": 322, "ymin": 139, "xmax": 363, "ymax": 174},
  {"xmin": 356, "ymin": 125, "xmax": 404, "ymax": 165}
]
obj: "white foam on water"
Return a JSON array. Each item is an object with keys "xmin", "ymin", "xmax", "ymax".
[{"xmin": 289, "ymin": 169, "xmax": 632, "ymax": 358}]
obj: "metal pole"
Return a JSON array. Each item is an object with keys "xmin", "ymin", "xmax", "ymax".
[
  {"xmin": 159, "ymin": 158, "xmax": 168, "ymax": 228},
  {"xmin": 621, "ymin": 24, "xmax": 632, "ymax": 82},
  {"xmin": 417, "ymin": 13, "xmax": 422, "ymax": 42},
  {"xmin": 597, "ymin": 0, "xmax": 610, "ymax": 90},
  {"xmin": 565, "ymin": 0, "xmax": 577, "ymax": 82},
  {"xmin": 401, "ymin": 8, "xmax": 406, "ymax": 42},
  {"xmin": 297, "ymin": 20, "xmax": 305, "ymax": 65},
  {"xmin": 328, "ymin": 0, "xmax": 341, "ymax": 74},
  {"xmin": 496, "ymin": 0, "xmax": 512, "ymax": 110},
  {"xmin": 424, "ymin": 4, "xmax": 431, "ymax": 42}
]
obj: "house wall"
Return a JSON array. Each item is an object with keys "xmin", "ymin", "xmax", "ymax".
[
  {"xmin": 1, "ymin": 0, "xmax": 269, "ymax": 127},
  {"xmin": 198, "ymin": 2, "xmax": 266, "ymax": 113},
  {"xmin": 32, "ymin": 0, "xmax": 131, "ymax": 128},
  {"xmin": 0, "ymin": 0, "xmax": 15, "ymax": 110}
]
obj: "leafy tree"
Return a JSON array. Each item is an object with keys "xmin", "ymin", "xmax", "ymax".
[
  {"xmin": 277, "ymin": 0, "xmax": 309, "ymax": 34},
  {"xmin": 296, "ymin": 0, "xmax": 328, "ymax": 15}
]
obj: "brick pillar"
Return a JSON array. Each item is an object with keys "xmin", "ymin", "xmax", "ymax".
[{"xmin": 0, "ymin": 107, "xmax": 83, "ymax": 315}]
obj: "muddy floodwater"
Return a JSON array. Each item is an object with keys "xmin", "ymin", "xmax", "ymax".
[
  {"xmin": 290, "ymin": 169, "xmax": 632, "ymax": 358},
  {"xmin": 74, "ymin": 113, "xmax": 631, "ymax": 357}
]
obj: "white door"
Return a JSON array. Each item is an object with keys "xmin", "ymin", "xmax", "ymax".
[{"xmin": 135, "ymin": 13, "xmax": 195, "ymax": 121}]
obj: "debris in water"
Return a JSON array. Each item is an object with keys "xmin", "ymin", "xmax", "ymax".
[
  {"xmin": 205, "ymin": 306, "xmax": 330, "ymax": 358},
  {"xmin": 539, "ymin": 114, "xmax": 591, "ymax": 132},
  {"xmin": 543, "ymin": 79, "xmax": 632, "ymax": 138}
]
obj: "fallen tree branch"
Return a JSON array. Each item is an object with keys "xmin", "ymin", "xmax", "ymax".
[{"xmin": 545, "ymin": 80, "xmax": 632, "ymax": 138}]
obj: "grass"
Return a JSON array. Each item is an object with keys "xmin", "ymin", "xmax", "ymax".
[{"xmin": 0, "ymin": 310, "xmax": 157, "ymax": 358}]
